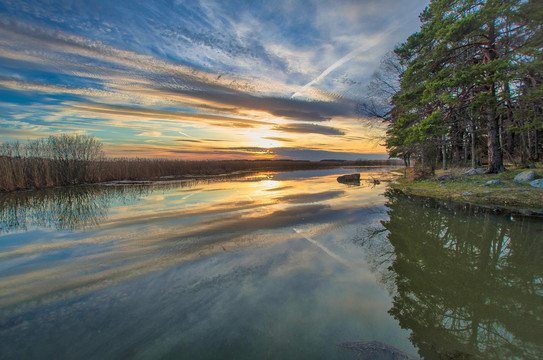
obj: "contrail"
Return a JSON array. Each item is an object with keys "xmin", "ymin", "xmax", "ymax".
[
  {"xmin": 178, "ymin": 130, "xmax": 194, "ymax": 138},
  {"xmin": 291, "ymin": 46, "xmax": 367, "ymax": 99},
  {"xmin": 293, "ymin": 228, "xmax": 351, "ymax": 268},
  {"xmin": 290, "ymin": 22, "xmax": 402, "ymax": 99}
]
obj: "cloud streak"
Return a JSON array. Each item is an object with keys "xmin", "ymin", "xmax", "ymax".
[
  {"xmin": 0, "ymin": 0, "xmax": 429, "ymax": 159},
  {"xmin": 273, "ymin": 124, "xmax": 345, "ymax": 136}
]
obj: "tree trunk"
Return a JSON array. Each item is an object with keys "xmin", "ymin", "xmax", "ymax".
[
  {"xmin": 520, "ymin": 131, "xmax": 528, "ymax": 164},
  {"xmin": 503, "ymin": 82, "xmax": 514, "ymax": 160},
  {"xmin": 534, "ymin": 130, "xmax": 539, "ymax": 161},
  {"xmin": 442, "ymin": 135, "xmax": 447, "ymax": 170},
  {"xmin": 471, "ymin": 120, "xmax": 477, "ymax": 169},
  {"xmin": 485, "ymin": 22, "xmax": 505, "ymax": 173},
  {"xmin": 487, "ymin": 101, "xmax": 505, "ymax": 173},
  {"xmin": 464, "ymin": 132, "xmax": 468, "ymax": 166},
  {"xmin": 528, "ymin": 129, "xmax": 533, "ymax": 161}
]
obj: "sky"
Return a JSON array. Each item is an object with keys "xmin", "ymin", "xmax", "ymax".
[{"xmin": 0, "ymin": 0, "xmax": 428, "ymax": 160}]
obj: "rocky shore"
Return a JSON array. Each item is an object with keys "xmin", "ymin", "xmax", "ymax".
[{"xmin": 389, "ymin": 166, "xmax": 543, "ymax": 216}]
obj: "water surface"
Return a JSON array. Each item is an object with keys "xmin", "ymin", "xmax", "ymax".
[{"xmin": 0, "ymin": 168, "xmax": 541, "ymax": 359}]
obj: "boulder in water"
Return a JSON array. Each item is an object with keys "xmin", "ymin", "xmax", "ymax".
[{"xmin": 337, "ymin": 173, "xmax": 360, "ymax": 184}]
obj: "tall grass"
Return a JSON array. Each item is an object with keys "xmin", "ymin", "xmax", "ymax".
[{"xmin": 0, "ymin": 134, "xmax": 401, "ymax": 192}]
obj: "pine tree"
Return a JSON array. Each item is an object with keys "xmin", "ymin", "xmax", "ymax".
[{"xmin": 385, "ymin": 0, "xmax": 542, "ymax": 172}]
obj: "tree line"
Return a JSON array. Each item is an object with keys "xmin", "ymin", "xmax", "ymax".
[{"xmin": 367, "ymin": 0, "xmax": 542, "ymax": 173}]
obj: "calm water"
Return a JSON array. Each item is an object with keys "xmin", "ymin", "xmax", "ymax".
[{"xmin": 0, "ymin": 168, "xmax": 541, "ymax": 359}]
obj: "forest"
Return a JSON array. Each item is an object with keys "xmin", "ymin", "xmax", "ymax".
[{"xmin": 368, "ymin": 0, "xmax": 542, "ymax": 173}]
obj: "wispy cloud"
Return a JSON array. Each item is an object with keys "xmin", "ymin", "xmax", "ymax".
[
  {"xmin": 273, "ymin": 124, "xmax": 345, "ymax": 136},
  {"xmin": 0, "ymin": 0, "xmax": 428, "ymax": 159}
]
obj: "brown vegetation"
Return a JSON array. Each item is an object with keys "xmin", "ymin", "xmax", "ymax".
[{"xmin": 0, "ymin": 134, "xmax": 401, "ymax": 192}]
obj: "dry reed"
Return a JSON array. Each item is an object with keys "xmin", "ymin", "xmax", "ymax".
[{"xmin": 0, "ymin": 134, "xmax": 400, "ymax": 192}]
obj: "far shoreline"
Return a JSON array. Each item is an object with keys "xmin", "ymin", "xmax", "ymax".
[{"xmin": 0, "ymin": 159, "xmax": 402, "ymax": 193}]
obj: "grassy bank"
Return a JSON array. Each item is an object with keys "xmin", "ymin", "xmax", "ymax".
[{"xmin": 390, "ymin": 166, "xmax": 543, "ymax": 212}]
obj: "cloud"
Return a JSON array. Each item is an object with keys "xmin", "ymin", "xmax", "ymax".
[
  {"xmin": 155, "ymin": 87, "xmax": 357, "ymax": 121},
  {"xmin": 0, "ymin": 0, "xmax": 429, "ymax": 159},
  {"xmin": 278, "ymin": 190, "xmax": 345, "ymax": 204},
  {"xmin": 272, "ymin": 148, "xmax": 388, "ymax": 161},
  {"xmin": 136, "ymin": 131, "xmax": 161, "ymax": 137},
  {"xmin": 263, "ymin": 137, "xmax": 293, "ymax": 143},
  {"xmin": 62, "ymin": 102, "xmax": 273, "ymax": 127},
  {"xmin": 273, "ymin": 124, "xmax": 345, "ymax": 136},
  {"xmin": 0, "ymin": 19, "xmax": 359, "ymax": 123},
  {"xmin": 174, "ymin": 139, "xmax": 203, "ymax": 143}
]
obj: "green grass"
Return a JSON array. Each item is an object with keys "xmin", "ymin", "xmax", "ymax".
[{"xmin": 390, "ymin": 166, "xmax": 543, "ymax": 210}]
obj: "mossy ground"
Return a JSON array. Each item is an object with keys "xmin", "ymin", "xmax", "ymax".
[{"xmin": 389, "ymin": 166, "xmax": 543, "ymax": 210}]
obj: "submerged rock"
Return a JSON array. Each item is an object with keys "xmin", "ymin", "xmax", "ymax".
[
  {"xmin": 337, "ymin": 173, "xmax": 360, "ymax": 185},
  {"xmin": 530, "ymin": 179, "xmax": 543, "ymax": 188},
  {"xmin": 461, "ymin": 191, "xmax": 473, "ymax": 196},
  {"xmin": 514, "ymin": 170, "xmax": 538, "ymax": 183}
]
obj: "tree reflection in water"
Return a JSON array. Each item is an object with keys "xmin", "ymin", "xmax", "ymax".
[
  {"xmin": 0, "ymin": 178, "xmax": 242, "ymax": 234},
  {"xmin": 0, "ymin": 184, "xmax": 173, "ymax": 233},
  {"xmin": 365, "ymin": 190, "xmax": 543, "ymax": 360}
]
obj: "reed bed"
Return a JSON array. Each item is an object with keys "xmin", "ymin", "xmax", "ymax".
[{"xmin": 0, "ymin": 134, "xmax": 400, "ymax": 192}]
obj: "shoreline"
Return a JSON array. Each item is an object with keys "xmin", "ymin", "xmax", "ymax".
[
  {"xmin": 388, "ymin": 188, "xmax": 543, "ymax": 218},
  {"xmin": 388, "ymin": 166, "xmax": 543, "ymax": 217},
  {"xmin": 0, "ymin": 164, "xmax": 400, "ymax": 194}
]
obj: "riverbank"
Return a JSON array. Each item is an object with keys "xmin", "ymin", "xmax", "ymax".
[
  {"xmin": 389, "ymin": 166, "xmax": 543, "ymax": 216},
  {"xmin": 0, "ymin": 158, "xmax": 401, "ymax": 192}
]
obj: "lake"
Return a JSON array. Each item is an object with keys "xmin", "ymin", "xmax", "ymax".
[{"xmin": 0, "ymin": 168, "xmax": 541, "ymax": 359}]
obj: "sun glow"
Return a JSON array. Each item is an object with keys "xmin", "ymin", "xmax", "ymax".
[{"xmin": 245, "ymin": 129, "xmax": 283, "ymax": 148}]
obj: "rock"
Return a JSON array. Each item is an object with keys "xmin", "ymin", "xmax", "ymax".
[
  {"xmin": 528, "ymin": 164, "xmax": 536, "ymax": 169},
  {"xmin": 461, "ymin": 191, "xmax": 473, "ymax": 196},
  {"xmin": 529, "ymin": 179, "xmax": 543, "ymax": 188},
  {"xmin": 484, "ymin": 180, "xmax": 504, "ymax": 186},
  {"xmin": 462, "ymin": 168, "xmax": 485, "ymax": 176},
  {"xmin": 514, "ymin": 170, "xmax": 538, "ymax": 183},
  {"xmin": 462, "ymin": 169, "xmax": 478, "ymax": 176},
  {"xmin": 436, "ymin": 173, "xmax": 453, "ymax": 181},
  {"xmin": 337, "ymin": 173, "xmax": 360, "ymax": 184}
]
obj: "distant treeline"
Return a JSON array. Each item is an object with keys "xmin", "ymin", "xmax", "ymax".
[{"xmin": 0, "ymin": 134, "xmax": 400, "ymax": 192}]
